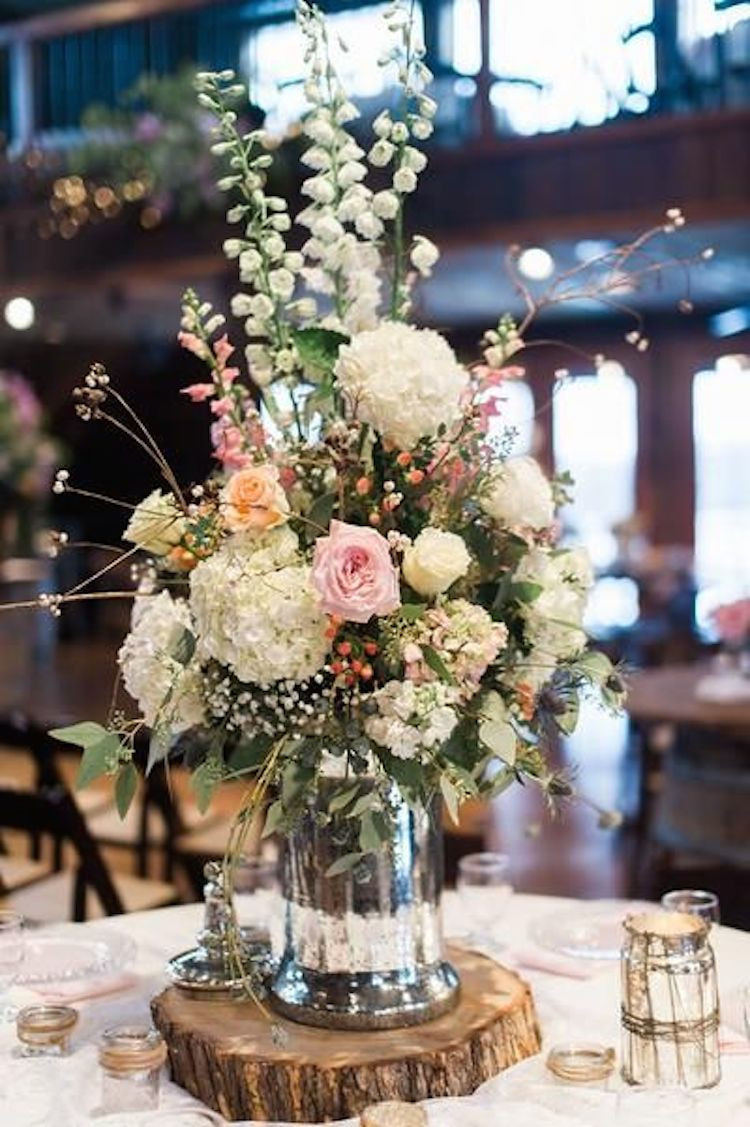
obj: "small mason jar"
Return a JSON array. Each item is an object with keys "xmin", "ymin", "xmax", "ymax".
[
  {"xmin": 99, "ymin": 1025, "xmax": 167, "ymax": 1113},
  {"xmin": 621, "ymin": 911, "xmax": 720, "ymax": 1089},
  {"xmin": 546, "ymin": 1042, "xmax": 616, "ymax": 1088},
  {"xmin": 16, "ymin": 1005, "xmax": 78, "ymax": 1057}
]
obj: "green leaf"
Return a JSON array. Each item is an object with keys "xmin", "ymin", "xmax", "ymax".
[
  {"xmin": 292, "ymin": 326, "xmax": 349, "ymax": 375},
  {"xmin": 440, "ymin": 776, "xmax": 461, "ymax": 825},
  {"xmin": 76, "ymin": 733, "xmax": 121, "ymax": 789},
  {"xmin": 478, "ymin": 715, "xmax": 517, "ymax": 766},
  {"xmin": 479, "ymin": 690, "xmax": 507, "ymax": 724},
  {"xmin": 308, "ymin": 491, "xmax": 336, "ymax": 533},
  {"xmin": 228, "ymin": 733, "xmax": 273, "ymax": 774},
  {"xmin": 281, "ymin": 761, "xmax": 315, "ymax": 810},
  {"xmin": 326, "ymin": 852, "xmax": 365, "ymax": 877},
  {"xmin": 575, "ymin": 651, "xmax": 614, "ymax": 683},
  {"xmin": 170, "ymin": 627, "xmax": 197, "ymax": 667},
  {"xmin": 359, "ymin": 810, "xmax": 384, "ymax": 853},
  {"xmin": 510, "ymin": 581, "xmax": 543, "ymax": 604},
  {"xmin": 348, "ymin": 790, "xmax": 378, "ymax": 819},
  {"xmin": 422, "ymin": 644, "xmax": 456, "ymax": 685},
  {"xmin": 262, "ymin": 800, "xmax": 285, "ymax": 838},
  {"xmin": 328, "ymin": 782, "xmax": 362, "ymax": 814},
  {"xmin": 554, "ymin": 698, "xmax": 580, "ymax": 736},
  {"xmin": 50, "ymin": 722, "xmax": 108, "ymax": 749},
  {"xmin": 399, "ymin": 603, "xmax": 427, "ymax": 622},
  {"xmin": 190, "ymin": 762, "xmax": 218, "ymax": 814},
  {"xmin": 147, "ymin": 727, "xmax": 171, "ymax": 774},
  {"xmin": 114, "ymin": 762, "xmax": 138, "ymax": 819}
]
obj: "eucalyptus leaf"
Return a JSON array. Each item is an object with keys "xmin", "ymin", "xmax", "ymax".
[
  {"xmin": 262, "ymin": 800, "xmax": 284, "ymax": 838},
  {"xmin": 228, "ymin": 733, "xmax": 273, "ymax": 774},
  {"xmin": 308, "ymin": 491, "xmax": 336, "ymax": 533},
  {"xmin": 326, "ymin": 851, "xmax": 365, "ymax": 877},
  {"xmin": 50, "ymin": 722, "xmax": 108, "ymax": 749},
  {"xmin": 575, "ymin": 651, "xmax": 614, "ymax": 683},
  {"xmin": 171, "ymin": 627, "xmax": 197, "ymax": 667},
  {"xmin": 147, "ymin": 728, "xmax": 171, "ymax": 774},
  {"xmin": 478, "ymin": 716, "xmax": 517, "ymax": 765},
  {"xmin": 190, "ymin": 762, "xmax": 218, "ymax": 814},
  {"xmin": 359, "ymin": 810, "xmax": 384, "ymax": 853},
  {"xmin": 76, "ymin": 733, "xmax": 122, "ymax": 789},
  {"xmin": 440, "ymin": 775, "xmax": 461, "ymax": 825},
  {"xmin": 114, "ymin": 762, "xmax": 139, "ymax": 819},
  {"xmin": 328, "ymin": 782, "xmax": 361, "ymax": 813},
  {"xmin": 422, "ymin": 644, "xmax": 456, "ymax": 685}
]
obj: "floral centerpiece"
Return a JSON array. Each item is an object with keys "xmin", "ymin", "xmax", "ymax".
[
  {"xmin": 5, "ymin": 1, "xmax": 704, "ymax": 1030},
  {"xmin": 0, "ymin": 371, "xmax": 58, "ymax": 559}
]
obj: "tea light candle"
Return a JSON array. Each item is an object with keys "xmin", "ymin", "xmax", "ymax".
[
  {"xmin": 16, "ymin": 1005, "xmax": 78, "ymax": 1056},
  {"xmin": 361, "ymin": 1101, "xmax": 427, "ymax": 1127}
]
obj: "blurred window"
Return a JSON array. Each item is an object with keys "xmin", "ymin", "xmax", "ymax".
[
  {"xmin": 693, "ymin": 360, "xmax": 750, "ymax": 611},
  {"xmin": 488, "ymin": 0, "xmax": 655, "ymax": 135},
  {"xmin": 679, "ymin": 0, "xmax": 750, "ymax": 44},
  {"xmin": 485, "ymin": 378, "xmax": 535, "ymax": 456},
  {"xmin": 245, "ymin": 4, "xmax": 424, "ymax": 133},
  {"xmin": 451, "ymin": 0, "xmax": 483, "ymax": 76},
  {"xmin": 553, "ymin": 370, "xmax": 639, "ymax": 569}
]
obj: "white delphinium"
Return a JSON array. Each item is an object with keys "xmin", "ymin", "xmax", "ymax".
[
  {"xmin": 335, "ymin": 322, "xmax": 468, "ymax": 449},
  {"xmin": 118, "ymin": 592, "xmax": 204, "ymax": 731},
  {"xmin": 195, "ymin": 70, "xmax": 304, "ymax": 384},
  {"xmin": 365, "ymin": 680, "xmax": 460, "ymax": 760},
  {"xmin": 295, "ymin": 1, "xmax": 383, "ymax": 334},
  {"xmin": 189, "ymin": 527, "xmax": 329, "ymax": 684},
  {"xmin": 373, "ymin": 1, "xmax": 437, "ymax": 318}
]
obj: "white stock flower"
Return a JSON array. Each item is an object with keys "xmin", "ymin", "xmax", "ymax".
[
  {"xmin": 369, "ymin": 139, "xmax": 395, "ymax": 167},
  {"xmin": 410, "ymin": 236, "xmax": 439, "ymax": 277},
  {"xmin": 223, "ymin": 239, "xmax": 243, "ymax": 259},
  {"xmin": 338, "ymin": 161, "xmax": 367, "ymax": 188},
  {"xmin": 304, "ymin": 117, "xmax": 335, "ymax": 146},
  {"xmin": 402, "ymin": 527, "xmax": 471, "ymax": 597},
  {"xmin": 118, "ymin": 592, "xmax": 204, "ymax": 731},
  {"xmin": 514, "ymin": 546, "xmax": 589, "ymax": 660},
  {"xmin": 312, "ymin": 214, "xmax": 345, "ymax": 244},
  {"xmin": 335, "ymin": 322, "xmax": 468, "ymax": 450},
  {"xmin": 268, "ymin": 268, "xmax": 296, "ymax": 301},
  {"xmin": 239, "ymin": 248, "xmax": 262, "ymax": 279},
  {"xmin": 284, "ymin": 251, "xmax": 304, "ymax": 272},
  {"xmin": 246, "ymin": 345, "xmax": 273, "ymax": 385},
  {"xmin": 354, "ymin": 211, "xmax": 384, "ymax": 240},
  {"xmin": 123, "ymin": 490, "xmax": 186, "ymax": 556},
  {"xmin": 338, "ymin": 190, "xmax": 370, "ymax": 222},
  {"xmin": 231, "ymin": 293, "xmax": 254, "ymax": 317},
  {"xmin": 301, "ymin": 146, "xmax": 332, "ymax": 171},
  {"xmin": 262, "ymin": 233, "xmax": 285, "ymax": 259},
  {"xmin": 364, "ymin": 680, "xmax": 459, "ymax": 760},
  {"xmin": 481, "ymin": 456, "xmax": 555, "ymax": 531},
  {"xmin": 372, "ymin": 190, "xmax": 400, "ymax": 220},
  {"xmin": 189, "ymin": 529, "xmax": 329, "ymax": 684},
  {"xmin": 302, "ymin": 176, "xmax": 336, "ymax": 205},
  {"xmin": 393, "ymin": 166, "xmax": 417, "ymax": 194}
]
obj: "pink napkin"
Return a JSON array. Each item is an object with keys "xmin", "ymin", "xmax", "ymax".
[{"xmin": 35, "ymin": 971, "xmax": 140, "ymax": 1004}]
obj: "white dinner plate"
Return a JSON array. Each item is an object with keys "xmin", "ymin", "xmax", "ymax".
[
  {"xmin": 16, "ymin": 924, "xmax": 136, "ymax": 984},
  {"xmin": 529, "ymin": 900, "xmax": 653, "ymax": 960}
]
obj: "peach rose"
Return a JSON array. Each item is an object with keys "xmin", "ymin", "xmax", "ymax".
[
  {"xmin": 312, "ymin": 520, "xmax": 401, "ymax": 624},
  {"xmin": 221, "ymin": 464, "xmax": 290, "ymax": 534}
]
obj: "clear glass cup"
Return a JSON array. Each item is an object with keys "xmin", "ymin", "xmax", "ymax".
[
  {"xmin": 16, "ymin": 1004, "xmax": 78, "ymax": 1057},
  {"xmin": 232, "ymin": 853, "xmax": 280, "ymax": 948},
  {"xmin": 616, "ymin": 1088, "xmax": 696, "ymax": 1124},
  {"xmin": 456, "ymin": 852, "xmax": 513, "ymax": 951},
  {"xmin": 661, "ymin": 888, "xmax": 720, "ymax": 925},
  {"xmin": 0, "ymin": 911, "xmax": 25, "ymax": 1020},
  {"xmin": 99, "ymin": 1025, "xmax": 166, "ymax": 1114}
]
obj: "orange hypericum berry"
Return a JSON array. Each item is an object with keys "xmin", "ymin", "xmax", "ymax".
[
  {"xmin": 331, "ymin": 660, "xmax": 345, "ymax": 676},
  {"xmin": 336, "ymin": 641, "xmax": 352, "ymax": 657},
  {"xmin": 360, "ymin": 664, "xmax": 374, "ymax": 681},
  {"xmin": 350, "ymin": 659, "xmax": 363, "ymax": 674},
  {"xmin": 355, "ymin": 476, "xmax": 371, "ymax": 496},
  {"xmin": 408, "ymin": 469, "xmax": 425, "ymax": 485},
  {"xmin": 396, "ymin": 451, "xmax": 412, "ymax": 467},
  {"xmin": 363, "ymin": 641, "xmax": 378, "ymax": 656},
  {"xmin": 325, "ymin": 624, "xmax": 338, "ymax": 640}
]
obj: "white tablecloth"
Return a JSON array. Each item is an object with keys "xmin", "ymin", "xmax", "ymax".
[{"xmin": 1, "ymin": 894, "xmax": 748, "ymax": 1127}]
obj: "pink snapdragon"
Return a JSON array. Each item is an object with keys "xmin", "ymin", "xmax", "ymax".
[
  {"xmin": 180, "ymin": 383, "xmax": 215, "ymax": 403},
  {"xmin": 312, "ymin": 520, "xmax": 401, "ymax": 624}
]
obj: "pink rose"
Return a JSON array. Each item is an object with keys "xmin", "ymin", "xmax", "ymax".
[{"xmin": 312, "ymin": 520, "xmax": 401, "ymax": 624}]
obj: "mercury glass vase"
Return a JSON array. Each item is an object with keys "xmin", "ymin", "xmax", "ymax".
[{"xmin": 270, "ymin": 779, "xmax": 460, "ymax": 1030}]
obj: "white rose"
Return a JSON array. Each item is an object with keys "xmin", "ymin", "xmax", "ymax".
[
  {"xmin": 123, "ymin": 490, "xmax": 186, "ymax": 556},
  {"xmin": 402, "ymin": 527, "xmax": 471, "ymax": 597},
  {"xmin": 481, "ymin": 456, "xmax": 555, "ymax": 531},
  {"xmin": 335, "ymin": 322, "xmax": 468, "ymax": 450}
]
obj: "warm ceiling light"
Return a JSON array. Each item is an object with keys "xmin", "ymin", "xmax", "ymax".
[
  {"xmin": 517, "ymin": 247, "xmax": 554, "ymax": 281},
  {"xmin": 4, "ymin": 296, "xmax": 35, "ymax": 331}
]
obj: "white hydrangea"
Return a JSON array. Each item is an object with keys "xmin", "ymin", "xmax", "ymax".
[
  {"xmin": 189, "ymin": 528, "xmax": 329, "ymax": 684},
  {"xmin": 481, "ymin": 456, "xmax": 555, "ymax": 531},
  {"xmin": 364, "ymin": 680, "xmax": 460, "ymax": 760},
  {"xmin": 118, "ymin": 592, "xmax": 204, "ymax": 731},
  {"xmin": 335, "ymin": 322, "xmax": 468, "ymax": 450},
  {"xmin": 513, "ymin": 546, "xmax": 592, "ymax": 660}
]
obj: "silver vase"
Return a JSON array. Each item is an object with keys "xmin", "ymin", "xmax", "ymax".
[{"xmin": 271, "ymin": 781, "xmax": 460, "ymax": 1030}]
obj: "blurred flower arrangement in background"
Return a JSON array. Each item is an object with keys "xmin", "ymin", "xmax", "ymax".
[{"xmin": 0, "ymin": 371, "xmax": 59, "ymax": 558}]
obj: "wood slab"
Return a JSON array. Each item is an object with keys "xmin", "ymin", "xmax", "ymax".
[{"xmin": 151, "ymin": 945, "xmax": 541, "ymax": 1123}]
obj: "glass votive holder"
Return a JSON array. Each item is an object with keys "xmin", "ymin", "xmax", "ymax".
[
  {"xmin": 660, "ymin": 888, "xmax": 720, "ymax": 925},
  {"xmin": 16, "ymin": 1004, "xmax": 78, "ymax": 1057},
  {"xmin": 99, "ymin": 1025, "xmax": 167, "ymax": 1114},
  {"xmin": 545, "ymin": 1042, "xmax": 616, "ymax": 1087}
]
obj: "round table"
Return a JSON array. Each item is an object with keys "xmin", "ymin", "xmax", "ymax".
[{"xmin": 2, "ymin": 895, "xmax": 749, "ymax": 1126}]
